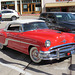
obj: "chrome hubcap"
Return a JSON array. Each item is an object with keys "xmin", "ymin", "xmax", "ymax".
[{"xmin": 32, "ymin": 50, "xmax": 40, "ymax": 61}]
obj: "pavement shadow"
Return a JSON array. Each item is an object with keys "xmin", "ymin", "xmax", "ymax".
[
  {"xmin": 0, "ymin": 47, "xmax": 31, "ymax": 66},
  {"xmin": 0, "ymin": 47, "xmax": 71, "ymax": 66},
  {"xmin": 69, "ymin": 64, "xmax": 75, "ymax": 71},
  {"xmin": 62, "ymin": 73, "xmax": 71, "ymax": 75},
  {"xmin": 32, "ymin": 57, "xmax": 71, "ymax": 65},
  {"xmin": 0, "ymin": 58, "xmax": 26, "ymax": 67},
  {"xmin": 26, "ymin": 66, "xmax": 53, "ymax": 75},
  {"xmin": 0, "ymin": 48, "xmax": 72, "ymax": 75},
  {"xmin": 0, "ymin": 48, "xmax": 53, "ymax": 75}
]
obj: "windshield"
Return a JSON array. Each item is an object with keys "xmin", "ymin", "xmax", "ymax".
[
  {"xmin": 23, "ymin": 22, "xmax": 48, "ymax": 32},
  {"xmin": 55, "ymin": 13, "xmax": 75, "ymax": 21}
]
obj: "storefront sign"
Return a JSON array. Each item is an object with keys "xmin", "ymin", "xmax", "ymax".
[
  {"xmin": 6, "ymin": 2, "xmax": 14, "ymax": 4},
  {"xmin": 50, "ymin": 8, "xmax": 60, "ymax": 12}
]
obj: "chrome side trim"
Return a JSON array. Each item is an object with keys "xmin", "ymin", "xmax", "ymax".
[{"xmin": 3, "ymin": 38, "xmax": 39, "ymax": 47}]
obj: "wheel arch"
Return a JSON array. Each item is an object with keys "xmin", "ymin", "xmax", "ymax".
[
  {"xmin": 11, "ymin": 16, "xmax": 17, "ymax": 20},
  {"xmin": 28, "ymin": 45, "xmax": 34, "ymax": 53}
]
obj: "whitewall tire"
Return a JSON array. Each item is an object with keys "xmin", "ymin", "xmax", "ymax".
[{"xmin": 30, "ymin": 47, "xmax": 42, "ymax": 63}]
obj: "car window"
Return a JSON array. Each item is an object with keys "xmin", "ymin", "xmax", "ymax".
[
  {"xmin": 2, "ymin": 11, "xmax": 13, "ymax": 13},
  {"xmin": 23, "ymin": 22, "xmax": 48, "ymax": 32},
  {"xmin": 7, "ymin": 24, "xmax": 22, "ymax": 32},
  {"xmin": 7, "ymin": 11, "xmax": 13, "ymax": 13},
  {"xmin": 2, "ymin": 11, "xmax": 7, "ymax": 13},
  {"xmin": 55, "ymin": 13, "xmax": 75, "ymax": 21}
]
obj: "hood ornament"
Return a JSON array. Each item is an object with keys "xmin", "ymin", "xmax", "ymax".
[{"xmin": 60, "ymin": 39, "xmax": 66, "ymax": 43}]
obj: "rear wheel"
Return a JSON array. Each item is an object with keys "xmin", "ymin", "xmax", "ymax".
[
  {"xmin": 11, "ymin": 16, "xmax": 17, "ymax": 21},
  {"xmin": 30, "ymin": 47, "xmax": 42, "ymax": 63}
]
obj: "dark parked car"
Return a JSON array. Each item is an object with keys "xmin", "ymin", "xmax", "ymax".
[{"xmin": 39, "ymin": 12, "xmax": 75, "ymax": 33}]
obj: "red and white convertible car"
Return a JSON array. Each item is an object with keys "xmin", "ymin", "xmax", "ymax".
[{"xmin": 0, "ymin": 19, "xmax": 75, "ymax": 63}]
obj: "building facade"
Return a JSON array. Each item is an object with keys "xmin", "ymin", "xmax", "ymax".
[
  {"xmin": 0, "ymin": 0, "xmax": 41, "ymax": 14},
  {"xmin": 41, "ymin": 0, "xmax": 75, "ymax": 12},
  {"xmin": 1, "ymin": 0, "xmax": 75, "ymax": 14}
]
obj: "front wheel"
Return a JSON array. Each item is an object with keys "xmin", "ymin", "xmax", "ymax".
[
  {"xmin": 30, "ymin": 47, "xmax": 42, "ymax": 63},
  {"xmin": 11, "ymin": 16, "xmax": 17, "ymax": 21}
]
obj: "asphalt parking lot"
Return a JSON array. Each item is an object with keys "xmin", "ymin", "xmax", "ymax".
[{"xmin": 0, "ymin": 15, "xmax": 75, "ymax": 75}]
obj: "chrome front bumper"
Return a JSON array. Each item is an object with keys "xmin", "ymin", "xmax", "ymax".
[{"xmin": 39, "ymin": 43, "xmax": 75, "ymax": 60}]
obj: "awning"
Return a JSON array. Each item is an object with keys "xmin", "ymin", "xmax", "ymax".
[{"xmin": 45, "ymin": 2, "xmax": 75, "ymax": 8}]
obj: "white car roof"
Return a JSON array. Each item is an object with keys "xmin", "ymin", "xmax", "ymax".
[
  {"xmin": 4, "ymin": 19, "xmax": 45, "ymax": 31},
  {"xmin": 1, "ymin": 9, "xmax": 15, "ymax": 12},
  {"xmin": 8, "ymin": 19, "xmax": 45, "ymax": 24}
]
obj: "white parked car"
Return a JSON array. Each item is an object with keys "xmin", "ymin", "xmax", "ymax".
[
  {"xmin": 1, "ymin": 9, "xmax": 19, "ymax": 21},
  {"xmin": 71, "ymin": 12, "xmax": 75, "ymax": 16}
]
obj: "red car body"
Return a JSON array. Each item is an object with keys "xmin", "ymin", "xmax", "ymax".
[{"xmin": 0, "ymin": 19, "xmax": 75, "ymax": 63}]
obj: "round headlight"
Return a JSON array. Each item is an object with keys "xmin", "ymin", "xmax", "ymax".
[{"xmin": 45, "ymin": 40, "xmax": 51, "ymax": 47}]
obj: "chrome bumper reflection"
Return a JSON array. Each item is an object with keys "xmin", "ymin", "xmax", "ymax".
[{"xmin": 39, "ymin": 43, "xmax": 75, "ymax": 60}]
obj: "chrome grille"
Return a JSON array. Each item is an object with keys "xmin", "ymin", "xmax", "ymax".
[{"xmin": 49, "ymin": 43, "xmax": 75, "ymax": 58}]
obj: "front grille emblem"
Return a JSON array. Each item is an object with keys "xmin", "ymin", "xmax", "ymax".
[{"xmin": 60, "ymin": 39, "xmax": 66, "ymax": 43}]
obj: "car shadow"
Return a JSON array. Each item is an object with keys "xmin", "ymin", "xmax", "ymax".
[
  {"xmin": 0, "ymin": 47, "xmax": 72, "ymax": 75},
  {"xmin": 69, "ymin": 64, "xmax": 75, "ymax": 71},
  {"xmin": 0, "ymin": 47, "xmax": 53, "ymax": 75},
  {"xmin": 68, "ymin": 63, "xmax": 75, "ymax": 75},
  {"xmin": 0, "ymin": 47, "xmax": 31, "ymax": 66}
]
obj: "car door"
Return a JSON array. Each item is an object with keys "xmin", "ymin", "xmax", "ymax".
[
  {"xmin": 1, "ymin": 11, "xmax": 7, "ymax": 18},
  {"xmin": 6, "ymin": 23, "xmax": 23, "ymax": 51},
  {"xmin": 2, "ymin": 11, "xmax": 12, "ymax": 18}
]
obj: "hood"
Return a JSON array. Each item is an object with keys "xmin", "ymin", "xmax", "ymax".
[
  {"xmin": 24, "ymin": 29, "xmax": 74, "ymax": 47},
  {"xmin": 59, "ymin": 20, "xmax": 75, "ymax": 29}
]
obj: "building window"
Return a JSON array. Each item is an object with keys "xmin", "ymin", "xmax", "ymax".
[
  {"xmin": 22, "ymin": 0, "xmax": 32, "ymax": 3},
  {"xmin": 37, "ymin": 0, "xmax": 41, "ymax": 2},
  {"xmin": 33, "ymin": 0, "xmax": 36, "ymax": 2},
  {"xmin": 23, "ymin": 4, "xmax": 28, "ymax": 12},
  {"xmin": 56, "ymin": 0, "xmax": 72, "ymax": 1},
  {"xmin": 33, "ymin": 0, "xmax": 41, "ymax": 3},
  {"xmin": 35, "ymin": 3, "xmax": 41, "ymax": 11}
]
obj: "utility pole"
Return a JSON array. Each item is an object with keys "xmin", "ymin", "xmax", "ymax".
[
  {"xmin": 0, "ymin": 0, "xmax": 1, "ymax": 10},
  {"xmin": 15, "ymin": 0, "xmax": 17, "ymax": 11},
  {"xmin": 20, "ymin": 0, "xmax": 22, "ymax": 15},
  {"xmin": 41, "ymin": 0, "xmax": 46, "ymax": 13}
]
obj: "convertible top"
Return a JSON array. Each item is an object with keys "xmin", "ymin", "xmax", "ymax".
[{"xmin": 8, "ymin": 19, "xmax": 45, "ymax": 24}]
